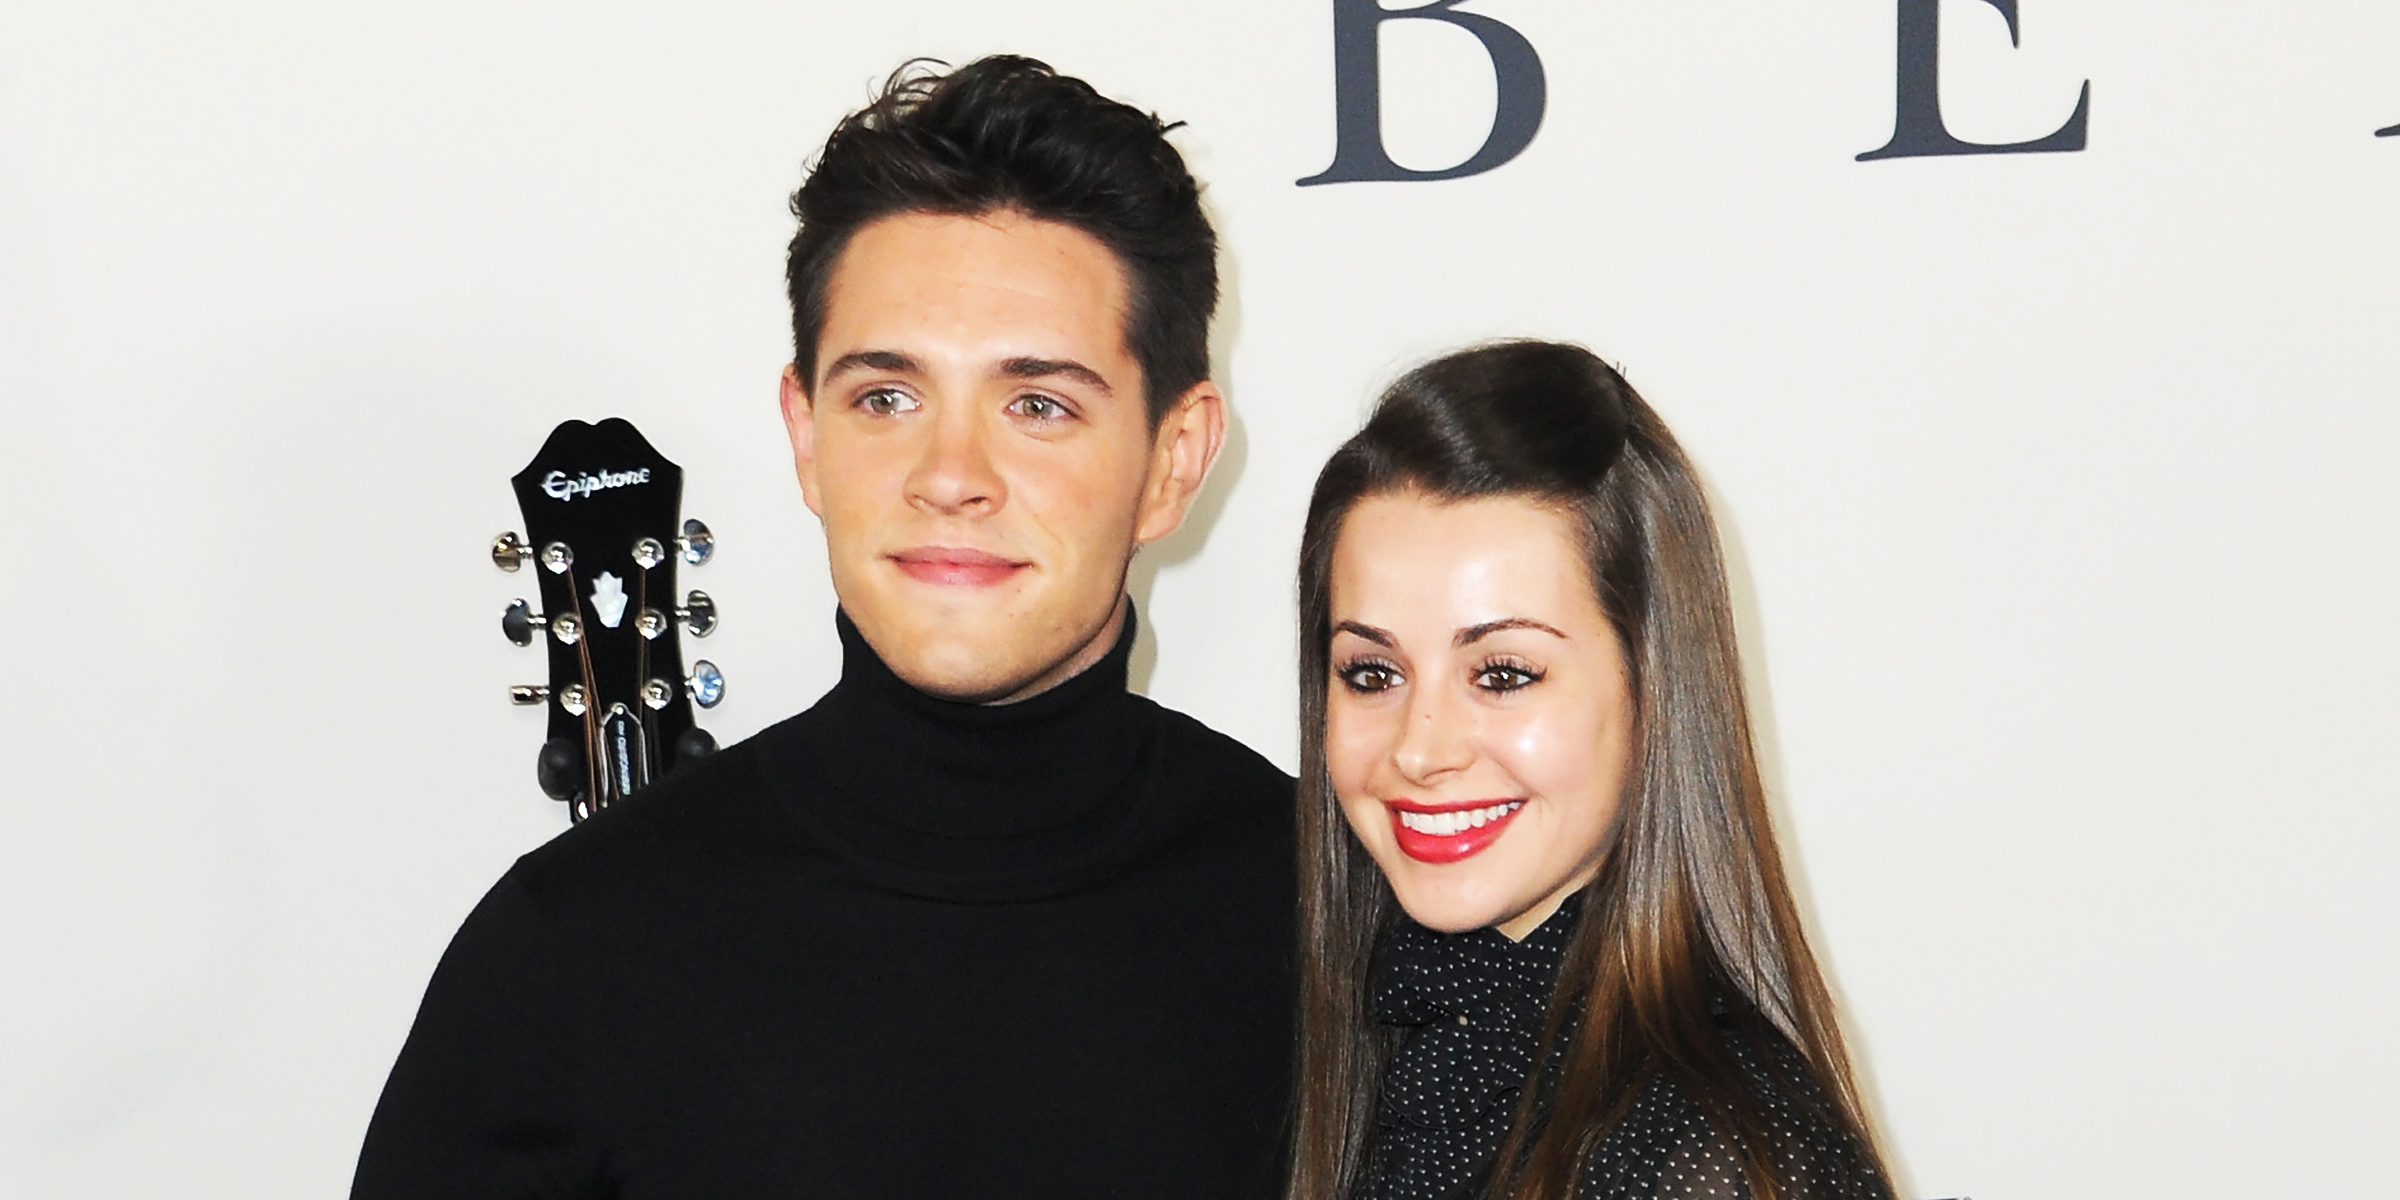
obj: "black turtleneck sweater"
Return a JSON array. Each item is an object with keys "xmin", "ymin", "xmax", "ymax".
[{"xmin": 353, "ymin": 610, "xmax": 1298, "ymax": 1199}]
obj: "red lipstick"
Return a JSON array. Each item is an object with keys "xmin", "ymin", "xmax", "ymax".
[
  {"xmin": 890, "ymin": 547, "xmax": 1029, "ymax": 587},
  {"xmin": 1383, "ymin": 797, "xmax": 1527, "ymax": 864}
]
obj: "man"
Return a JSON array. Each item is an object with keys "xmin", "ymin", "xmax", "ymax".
[{"xmin": 353, "ymin": 57, "xmax": 1296, "ymax": 1198}]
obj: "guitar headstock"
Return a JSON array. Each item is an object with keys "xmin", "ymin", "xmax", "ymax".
[{"xmin": 493, "ymin": 418, "xmax": 722, "ymax": 822}]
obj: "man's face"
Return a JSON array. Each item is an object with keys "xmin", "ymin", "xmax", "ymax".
[{"xmin": 782, "ymin": 209, "xmax": 1220, "ymax": 703}]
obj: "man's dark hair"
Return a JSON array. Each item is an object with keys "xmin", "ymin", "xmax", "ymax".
[{"xmin": 785, "ymin": 55, "xmax": 1218, "ymax": 422}]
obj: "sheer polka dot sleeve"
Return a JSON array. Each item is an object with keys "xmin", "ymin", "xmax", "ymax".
[{"xmin": 1573, "ymin": 1032, "xmax": 1892, "ymax": 1200}]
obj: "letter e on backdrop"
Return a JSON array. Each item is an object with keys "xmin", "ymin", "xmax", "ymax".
[{"xmin": 1859, "ymin": 0, "xmax": 2091, "ymax": 160}]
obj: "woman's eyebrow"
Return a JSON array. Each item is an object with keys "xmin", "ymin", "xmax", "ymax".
[
  {"xmin": 1334, "ymin": 620, "xmax": 1396, "ymax": 648},
  {"xmin": 1455, "ymin": 618, "xmax": 1568, "ymax": 647}
]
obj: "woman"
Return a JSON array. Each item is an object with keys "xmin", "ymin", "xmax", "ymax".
[{"xmin": 1288, "ymin": 342, "xmax": 1893, "ymax": 1200}]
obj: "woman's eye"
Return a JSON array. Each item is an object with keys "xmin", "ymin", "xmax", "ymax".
[
  {"xmin": 857, "ymin": 388, "xmax": 919, "ymax": 417},
  {"xmin": 1475, "ymin": 663, "xmax": 1543, "ymax": 692},
  {"xmin": 1337, "ymin": 661, "xmax": 1402, "ymax": 694},
  {"xmin": 1009, "ymin": 394, "xmax": 1070, "ymax": 421}
]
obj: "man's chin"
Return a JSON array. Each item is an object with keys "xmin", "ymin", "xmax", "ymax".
[
  {"xmin": 853, "ymin": 610, "xmax": 1041, "ymax": 701},
  {"xmin": 884, "ymin": 648, "xmax": 1049, "ymax": 705},
  {"xmin": 844, "ymin": 577, "xmax": 1129, "ymax": 705}
]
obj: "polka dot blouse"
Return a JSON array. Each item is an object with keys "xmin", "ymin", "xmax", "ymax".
[{"xmin": 1361, "ymin": 898, "xmax": 1892, "ymax": 1200}]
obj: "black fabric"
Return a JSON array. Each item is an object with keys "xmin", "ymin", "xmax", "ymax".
[
  {"xmin": 1357, "ymin": 897, "xmax": 1891, "ymax": 1200},
  {"xmin": 1363, "ymin": 897, "xmax": 1580, "ymax": 1200},
  {"xmin": 1569, "ymin": 1031, "xmax": 1894, "ymax": 1200},
  {"xmin": 353, "ymin": 608, "xmax": 1298, "ymax": 1199}
]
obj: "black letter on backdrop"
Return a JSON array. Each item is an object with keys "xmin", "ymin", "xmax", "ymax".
[
  {"xmin": 1858, "ymin": 0, "xmax": 2091, "ymax": 161},
  {"xmin": 1298, "ymin": 0, "xmax": 1546, "ymax": 185}
]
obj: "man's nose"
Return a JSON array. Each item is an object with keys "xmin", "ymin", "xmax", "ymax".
[{"xmin": 906, "ymin": 401, "xmax": 1005, "ymax": 516}]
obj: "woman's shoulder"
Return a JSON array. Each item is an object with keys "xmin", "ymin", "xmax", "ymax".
[{"xmin": 1572, "ymin": 1023, "xmax": 1894, "ymax": 1200}]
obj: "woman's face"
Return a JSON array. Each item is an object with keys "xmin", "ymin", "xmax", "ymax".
[{"xmin": 1326, "ymin": 490, "xmax": 1636, "ymax": 940}]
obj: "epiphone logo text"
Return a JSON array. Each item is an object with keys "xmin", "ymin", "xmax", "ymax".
[
  {"xmin": 1303, "ymin": 0, "xmax": 2398, "ymax": 186},
  {"xmin": 544, "ymin": 467, "xmax": 652, "ymax": 502}
]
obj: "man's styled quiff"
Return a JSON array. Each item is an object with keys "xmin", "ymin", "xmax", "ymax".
[{"xmin": 785, "ymin": 55, "xmax": 1219, "ymax": 423}]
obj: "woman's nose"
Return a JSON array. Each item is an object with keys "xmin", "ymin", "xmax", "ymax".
[{"xmin": 1391, "ymin": 682, "xmax": 1474, "ymax": 785}]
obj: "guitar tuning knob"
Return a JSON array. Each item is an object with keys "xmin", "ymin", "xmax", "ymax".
[
  {"xmin": 536, "ymin": 736, "xmax": 583, "ymax": 804},
  {"xmin": 674, "ymin": 727, "xmax": 718, "ymax": 764},
  {"xmin": 632, "ymin": 537, "xmax": 667, "ymax": 570},
  {"xmin": 679, "ymin": 590, "xmax": 717, "ymax": 637},
  {"xmin": 688, "ymin": 660, "xmax": 725, "ymax": 709},
  {"xmin": 502, "ymin": 599, "xmax": 546, "ymax": 646},
  {"xmin": 540, "ymin": 542, "xmax": 574, "ymax": 575},
  {"xmin": 502, "ymin": 600, "xmax": 581, "ymax": 646},
  {"xmin": 492, "ymin": 532, "xmax": 533, "ymax": 572},
  {"xmin": 509, "ymin": 684, "xmax": 550, "ymax": 706},
  {"xmin": 633, "ymin": 590, "xmax": 717, "ymax": 641},
  {"xmin": 557, "ymin": 683, "xmax": 590, "ymax": 717},
  {"xmin": 677, "ymin": 519, "xmax": 714, "ymax": 566}
]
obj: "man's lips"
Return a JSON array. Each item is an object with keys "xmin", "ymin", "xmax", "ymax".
[
  {"xmin": 888, "ymin": 546, "xmax": 1031, "ymax": 587},
  {"xmin": 1384, "ymin": 797, "xmax": 1527, "ymax": 865}
]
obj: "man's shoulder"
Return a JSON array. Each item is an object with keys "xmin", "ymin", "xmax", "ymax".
[
  {"xmin": 1139, "ymin": 697, "xmax": 1295, "ymax": 798},
  {"xmin": 504, "ymin": 714, "xmax": 806, "ymax": 904},
  {"xmin": 1135, "ymin": 698, "xmax": 1297, "ymax": 873}
]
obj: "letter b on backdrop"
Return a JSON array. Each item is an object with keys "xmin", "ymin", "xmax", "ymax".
[{"xmin": 1299, "ymin": 0, "xmax": 1546, "ymax": 185}]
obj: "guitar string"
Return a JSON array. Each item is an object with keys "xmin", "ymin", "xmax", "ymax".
[
  {"xmin": 559, "ymin": 562, "xmax": 605, "ymax": 816},
  {"xmin": 632, "ymin": 543, "xmax": 657, "ymax": 791}
]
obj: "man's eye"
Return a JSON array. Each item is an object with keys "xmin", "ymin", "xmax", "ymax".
[
  {"xmin": 1009, "ymin": 394, "xmax": 1069, "ymax": 421},
  {"xmin": 1475, "ymin": 663, "xmax": 1543, "ymax": 692},
  {"xmin": 858, "ymin": 388, "xmax": 918, "ymax": 416},
  {"xmin": 1337, "ymin": 661, "xmax": 1402, "ymax": 694}
]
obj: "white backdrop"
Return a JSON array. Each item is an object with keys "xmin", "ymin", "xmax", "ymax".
[{"xmin": 3, "ymin": 2, "xmax": 2396, "ymax": 1196}]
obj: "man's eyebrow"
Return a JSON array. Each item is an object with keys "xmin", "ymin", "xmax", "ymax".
[
  {"xmin": 1334, "ymin": 620, "xmax": 1395, "ymax": 648},
  {"xmin": 1456, "ymin": 618, "xmax": 1569, "ymax": 647},
  {"xmin": 1000, "ymin": 356, "xmax": 1113, "ymax": 395},
  {"xmin": 820, "ymin": 349, "xmax": 920, "ymax": 383}
]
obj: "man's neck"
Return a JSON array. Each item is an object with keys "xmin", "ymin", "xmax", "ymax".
[{"xmin": 983, "ymin": 593, "xmax": 1131, "ymax": 706}]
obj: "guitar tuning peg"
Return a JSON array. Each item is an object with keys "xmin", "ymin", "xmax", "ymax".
[
  {"xmin": 633, "ymin": 591, "xmax": 716, "ymax": 641},
  {"xmin": 492, "ymin": 532, "xmax": 533, "ymax": 572},
  {"xmin": 509, "ymin": 684, "xmax": 550, "ymax": 706},
  {"xmin": 679, "ymin": 590, "xmax": 717, "ymax": 637},
  {"xmin": 557, "ymin": 683, "xmax": 589, "ymax": 717},
  {"xmin": 502, "ymin": 599, "xmax": 546, "ymax": 647},
  {"xmin": 640, "ymin": 678, "xmax": 674, "ymax": 710},
  {"xmin": 677, "ymin": 519, "xmax": 714, "ymax": 566},
  {"xmin": 502, "ymin": 600, "xmax": 581, "ymax": 646},
  {"xmin": 540, "ymin": 541, "xmax": 574, "ymax": 574},
  {"xmin": 687, "ymin": 659, "xmax": 725, "ymax": 708},
  {"xmin": 536, "ymin": 736, "xmax": 584, "ymax": 804},
  {"xmin": 674, "ymin": 726, "xmax": 718, "ymax": 765},
  {"xmin": 632, "ymin": 537, "xmax": 667, "ymax": 570}
]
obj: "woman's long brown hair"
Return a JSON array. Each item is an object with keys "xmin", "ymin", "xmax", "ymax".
[{"xmin": 1286, "ymin": 342, "xmax": 1888, "ymax": 1200}]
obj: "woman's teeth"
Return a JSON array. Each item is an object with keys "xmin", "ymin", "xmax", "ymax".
[{"xmin": 1395, "ymin": 801, "xmax": 1523, "ymax": 836}]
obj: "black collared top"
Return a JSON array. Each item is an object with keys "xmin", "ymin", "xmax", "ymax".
[{"xmin": 1357, "ymin": 892, "xmax": 1892, "ymax": 1200}]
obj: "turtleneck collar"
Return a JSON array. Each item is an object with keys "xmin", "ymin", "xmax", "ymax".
[
  {"xmin": 1371, "ymin": 892, "xmax": 1582, "ymax": 1033},
  {"xmin": 768, "ymin": 604, "xmax": 1166, "ymax": 902}
]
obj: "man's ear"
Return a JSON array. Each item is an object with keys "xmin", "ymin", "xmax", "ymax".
[
  {"xmin": 1132, "ymin": 380, "xmax": 1228, "ymax": 546},
  {"xmin": 780, "ymin": 363, "xmax": 826, "ymax": 517}
]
